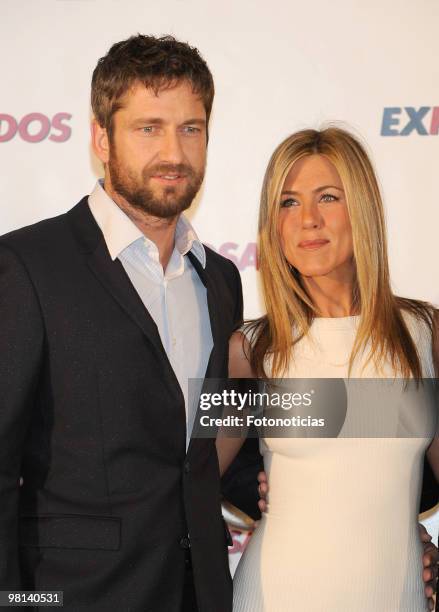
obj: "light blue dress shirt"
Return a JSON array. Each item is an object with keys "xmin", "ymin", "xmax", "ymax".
[{"xmin": 88, "ymin": 180, "xmax": 213, "ymax": 445}]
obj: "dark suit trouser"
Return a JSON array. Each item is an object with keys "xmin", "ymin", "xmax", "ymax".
[{"xmin": 181, "ymin": 550, "xmax": 199, "ymax": 612}]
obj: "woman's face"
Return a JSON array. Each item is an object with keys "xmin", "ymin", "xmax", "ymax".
[{"xmin": 278, "ymin": 154, "xmax": 354, "ymax": 281}]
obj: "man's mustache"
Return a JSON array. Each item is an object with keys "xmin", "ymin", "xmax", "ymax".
[{"xmin": 143, "ymin": 163, "xmax": 196, "ymax": 178}]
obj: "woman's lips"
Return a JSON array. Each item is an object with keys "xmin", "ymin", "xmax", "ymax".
[{"xmin": 298, "ymin": 239, "xmax": 330, "ymax": 250}]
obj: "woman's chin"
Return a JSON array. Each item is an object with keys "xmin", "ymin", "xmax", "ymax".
[{"xmin": 295, "ymin": 265, "xmax": 334, "ymax": 279}]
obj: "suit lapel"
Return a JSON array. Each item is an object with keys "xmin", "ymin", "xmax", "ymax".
[
  {"xmin": 187, "ymin": 251, "xmax": 223, "ymax": 375},
  {"xmin": 187, "ymin": 252, "xmax": 227, "ymax": 457},
  {"xmin": 68, "ymin": 200, "xmax": 224, "ymax": 371},
  {"xmin": 67, "ymin": 197, "xmax": 167, "ymax": 361},
  {"xmin": 87, "ymin": 239, "xmax": 166, "ymax": 358},
  {"xmin": 67, "ymin": 200, "xmax": 223, "ymax": 458}
]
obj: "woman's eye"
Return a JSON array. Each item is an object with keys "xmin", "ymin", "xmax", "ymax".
[
  {"xmin": 280, "ymin": 198, "xmax": 298, "ymax": 208},
  {"xmin": 320, "ymin": 193, "xmax": 338, "ymax": 202}
]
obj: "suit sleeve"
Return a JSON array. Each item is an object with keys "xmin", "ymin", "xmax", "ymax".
[
  {"xmin": 419, "ymin": 456, "xmax": 438, "ymax": 513},
  {"xmin": 221, "ymin": 260, "xmax": 264, "ymax": 519},
  {"xmin": 228, "ymin": 259, "xmax": 243, "ymax": 331},
  {"xmin": 0, "ymin": 244, "xmax": 44, "ymax": 588}
]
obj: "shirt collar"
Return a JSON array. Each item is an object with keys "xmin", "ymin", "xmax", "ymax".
[{"xmin": 88, "ymin": 180, "xmax": 206, "ymax": 268}]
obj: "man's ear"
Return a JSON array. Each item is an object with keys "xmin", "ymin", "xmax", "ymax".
[{"xmin": 91, "ymin": 119, "xmax": 110, "ymax": 164}]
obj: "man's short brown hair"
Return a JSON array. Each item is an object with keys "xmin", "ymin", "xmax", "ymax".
[{"xmin": 91, "ymin": 34, "xmax": 214, "ymax": 134}]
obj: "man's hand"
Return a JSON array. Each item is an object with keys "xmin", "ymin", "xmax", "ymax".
[
  {"xmin": 419, "ymin": 523, "xmax": 438, "ymax": 611},
  {"xmin": 257, "ymin": 471, "xmax": 268, "ymax": 513}
]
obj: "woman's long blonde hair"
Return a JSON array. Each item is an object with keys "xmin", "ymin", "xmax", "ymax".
[{"xmin": 248, "ymin": 126, "xmax": 433, "ymax": 378}]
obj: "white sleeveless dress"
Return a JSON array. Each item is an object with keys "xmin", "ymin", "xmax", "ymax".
[{"xmin": 233, "ymin": 314, "xmax": 437, "ymax": 612}]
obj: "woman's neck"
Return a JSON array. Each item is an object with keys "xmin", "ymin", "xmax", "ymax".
[{"xmin": 301, "ymin": 274, "xmax": 356, "ymax": 318}]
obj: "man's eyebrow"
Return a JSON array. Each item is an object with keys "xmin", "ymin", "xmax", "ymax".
[
  {"xmin": 181, "ymin": 118, "xmax": 207, "ymax": 126},
  {"xmin": 130, "ymin": 117, "xmax": 165, "ymax": 126},
  {"xmin": 281, "ymin": 185, "xmax": 344, "ymax": 195},
  {"xmin": 129, "ymin": 117, "xmax": 207, "ymax": 127}
]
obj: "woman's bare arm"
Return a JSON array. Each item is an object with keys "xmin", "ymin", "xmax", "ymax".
[{"xmin": 216, "ymin": 331, "xmax": 254, "ymax": 476}]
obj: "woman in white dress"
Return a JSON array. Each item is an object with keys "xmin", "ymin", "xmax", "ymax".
[{"xmin": 216, "ymin": 127, "xmax": 439, "ymax": 611}]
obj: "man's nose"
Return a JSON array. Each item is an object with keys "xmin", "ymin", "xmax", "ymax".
[{"xmin": 159, "ymin": 131, "xmax": 185, "ymax": 164}]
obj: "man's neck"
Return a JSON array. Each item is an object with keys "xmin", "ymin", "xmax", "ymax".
[{"xmin": 104, "ymin": 183, "xmax": 178, "ymax": 271}]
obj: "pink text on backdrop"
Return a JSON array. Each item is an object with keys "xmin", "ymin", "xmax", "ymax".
[
  {"xmin": 0, "ymin": 113, "xmax": 72, "ymax": 143},
  {"xmin": 207, "ymin": 242, "xmax": 258, "ymax": 271}
]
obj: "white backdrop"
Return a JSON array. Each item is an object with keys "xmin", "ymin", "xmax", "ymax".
[{"xmin": 1, "ymin": 0, "xmax": 438, "ymax": 555}]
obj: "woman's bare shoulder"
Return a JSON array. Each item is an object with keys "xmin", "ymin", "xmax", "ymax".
[{"xmin": 228, "ymin": 331, "xmax": 255, "ymax": 378}]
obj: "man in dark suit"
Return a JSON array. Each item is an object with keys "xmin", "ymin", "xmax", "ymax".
[
  {"xmin": 0, "ymin": 34, "xmax": 239, "ymax": 611},
  {"xmin": 0, "ymin": 33, "xmax": 437, "ymax": 612}
]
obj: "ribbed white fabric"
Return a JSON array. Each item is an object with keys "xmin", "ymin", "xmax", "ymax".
[{"xmin": 233, "ymin": 313, "xmax": 435, "ymax": 611}]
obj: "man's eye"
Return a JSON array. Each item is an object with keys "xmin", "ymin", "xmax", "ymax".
[
  {"xmin": 280, "ymin": 198, "xmax": 298, "ymax": 208},
  {"xmin": 141, "ymin": 126, "xmax": 154, "ymax": 133},
  {"xmin": 183, "ymin": 126, "xmax": 201, "ymax": 134}
]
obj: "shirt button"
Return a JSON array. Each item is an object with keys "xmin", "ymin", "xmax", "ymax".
[
  {"xmin": 183, "ymin": 461, "xmax": 190, "ymax": 474},
  {"xmin": 179, "ymin": 536, "xmax": 191, "ymax": 549}
]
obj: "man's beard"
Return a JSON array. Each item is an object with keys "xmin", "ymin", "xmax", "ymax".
[{"xmin": 108, "ymin": 153, "xmax": 204, "ymax": 219}]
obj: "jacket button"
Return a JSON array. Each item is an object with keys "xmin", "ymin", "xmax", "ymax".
[
  {"xmin": 179, "ymin": 536, "xmax": 191, "ymax": 549},
  {"xmin": 183, "ymin": 461, "xmax": 190, "ymax": 474}
]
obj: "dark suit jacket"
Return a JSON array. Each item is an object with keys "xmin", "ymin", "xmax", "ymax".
[{"xmin": 0, "ymin": 197, "xmax": 243, "ymax": 611}]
